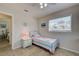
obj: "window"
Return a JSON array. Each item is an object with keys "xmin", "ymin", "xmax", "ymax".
[{"xmin": 49, "ymin": 16, "xmax": 71, "ymax": 32}]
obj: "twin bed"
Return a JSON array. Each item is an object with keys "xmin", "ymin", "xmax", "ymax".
[{"xmin": 30, "ymin": 32, "xmax": 59, "ymax": 54}]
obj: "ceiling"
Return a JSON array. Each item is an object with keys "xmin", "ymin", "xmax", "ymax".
[{"xmin": 0, "ymin": 3, "xmax": 78, "ymax": 18}]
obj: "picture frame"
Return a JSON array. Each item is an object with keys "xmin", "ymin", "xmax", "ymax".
[
  {"xmin": 0, "ymin": 21, "xmax": 7, "ymax": 28},
  {"xmin": 41, "ymin": 23, "xmax": 46, "ymax": 27}
]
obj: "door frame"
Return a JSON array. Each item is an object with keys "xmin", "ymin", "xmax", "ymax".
[{"xmin": 0, "ymin": 11, "xmax": 14, "ymax": 49}]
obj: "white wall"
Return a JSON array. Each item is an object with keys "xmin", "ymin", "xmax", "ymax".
[
  {"xmin": 37, "ymin": 5, "xmax": 79, "ymax": 53},
  {"xmin": 0, "ymin": 5, "xmax": 38, "ymax": 49}
]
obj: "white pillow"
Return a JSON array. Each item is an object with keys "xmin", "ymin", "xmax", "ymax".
[{"xmin": 30, "ymin": 31, "xmax": 40, "ymax": 37}]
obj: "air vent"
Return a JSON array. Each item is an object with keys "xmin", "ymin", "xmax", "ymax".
[{"xmin": 24, "ymin": 9, "xmax": 29, "ymax": 12}]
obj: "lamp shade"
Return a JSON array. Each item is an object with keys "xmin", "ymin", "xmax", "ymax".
[{"xmin": 21, "ymin": 27, "xmax": 30, "ymax": 40}]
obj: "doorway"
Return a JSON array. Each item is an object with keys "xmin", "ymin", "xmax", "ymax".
[{"xmin": 0, "ymin": 12, "xmax": 12, "ymax": 49}]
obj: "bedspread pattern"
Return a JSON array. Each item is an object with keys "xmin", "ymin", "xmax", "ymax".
[{"xmin": 32, "ymin": 36, "xmax": 58, "ymax": 53}]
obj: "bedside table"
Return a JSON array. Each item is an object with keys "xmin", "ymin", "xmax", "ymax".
[{"xmin": 21, "ymin": 39, "xmax": 32, "ymax": 48}]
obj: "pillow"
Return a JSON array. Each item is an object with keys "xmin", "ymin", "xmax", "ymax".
[{"xmin": 30, "ymin": 31, "xmax": 40, "ymax": 37}]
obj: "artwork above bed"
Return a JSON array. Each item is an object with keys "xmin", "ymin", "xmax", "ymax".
[{"xmin": 41, "ymin": 23, "xmax": 46, "ymax": 27}]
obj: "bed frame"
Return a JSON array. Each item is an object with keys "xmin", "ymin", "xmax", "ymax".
[{"xmin": 32, "ymin": 38, "xmax": 59, "ymax": 54}]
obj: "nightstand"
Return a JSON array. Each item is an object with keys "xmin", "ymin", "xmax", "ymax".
[{"xmin": 21, "ymin": 39, "xmax": 32, "ymax": 48}]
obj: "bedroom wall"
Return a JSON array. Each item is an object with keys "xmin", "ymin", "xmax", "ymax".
[
  {"xmin": 0, "ymin": 5, "xmax": 38, "ymax": 49},
  {"xmin": 37, "ymin": 5, "xmax": 79, "ymax": 53}
]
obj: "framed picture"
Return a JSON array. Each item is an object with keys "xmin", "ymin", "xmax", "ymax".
[
  {"xmin": 0, "ymin": 24, "xmax": 6, "ymax": 28},
  {"xmin": 0, "ymin": 21, "xmax": 7, "ymax": 28},
  {"xmin": 41, "ymin": 23, "xmax": 46, "ymax": 27}
]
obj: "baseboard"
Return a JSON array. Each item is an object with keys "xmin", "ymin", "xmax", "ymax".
[
  {"xmin": 12, "ymin": 45, "xmax": 21, "ymax": 50},
  {"xmin": 59, "ymin": 46, "xmax": 79, "ymax": 54}
]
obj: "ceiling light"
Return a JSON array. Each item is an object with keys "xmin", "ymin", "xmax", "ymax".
[
  {"xmin": 44, "ymin": 3, "xmax": 47, "ymax": 7},
  {"xmin": 40, "ymin": 3, "xmax": 48, "ymax": 8},
  {"xmin": 40, "ymin": 5, "xmax": 43, "ymax": 8},
  {"xmin": 40, "ymin": 3, "xmax": 43, "ymax": 6}
]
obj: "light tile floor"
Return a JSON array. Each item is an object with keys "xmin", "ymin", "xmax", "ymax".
[{"xmin": 0, "ymin": 40, "xmax": 79, "ymax": 56}]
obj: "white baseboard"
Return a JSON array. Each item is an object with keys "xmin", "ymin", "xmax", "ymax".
[{"xmin": 59, "ymin": 46, "xmax": 79, "ymax": 54}]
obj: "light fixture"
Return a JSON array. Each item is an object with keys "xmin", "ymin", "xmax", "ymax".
[
  {"xmin": 40, "ymin": 5, "xmax": 43, "ymax": 8},
  {"xmin": 40, "ymin": 3, "xmax": 48, "ymax": 8},
  {"xmin": 44, "ymin": 3, "xmax": 47, "ymax": 7},
  {"xmin": 40, "ymin": 3, "xmax": 43, "ymax": 6}
]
